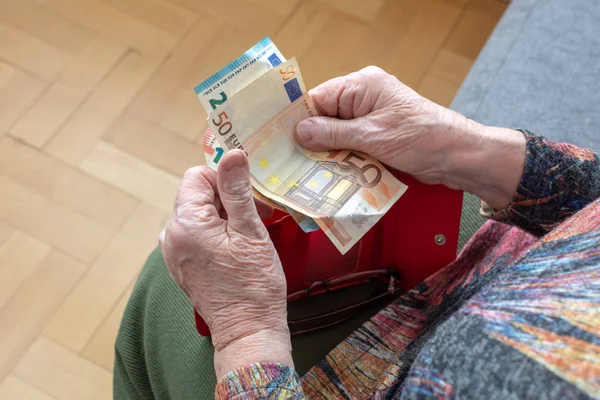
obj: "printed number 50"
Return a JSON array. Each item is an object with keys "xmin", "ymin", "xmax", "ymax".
[
  {"xmin": 341, "ymin": 152, "xmax": 382, "ymax": 188},
  {"xmin": 212, "ymin": 111, "xmax": 232, "ymax": 136},
  {"xmin": 279, "ymin": 65, "xmax": 295, "ymax": 81}
]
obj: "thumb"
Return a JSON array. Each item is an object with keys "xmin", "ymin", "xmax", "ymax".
[
  {"xmin": 295, "ymin": 116, "xmax": 368, "ymax": 152},
  {"xmin": 217, "ymin": 150, "xmax": 265, "ymax": 239}
]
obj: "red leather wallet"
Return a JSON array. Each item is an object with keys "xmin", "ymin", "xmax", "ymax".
[{"xmin": 194, "ymin": 170, "xmax": 463, "ymax": 336}]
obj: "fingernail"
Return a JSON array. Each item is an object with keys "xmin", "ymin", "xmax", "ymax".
[{"xmin": 296, "ymin": 119, "xmax": 315, "ymax": 142}]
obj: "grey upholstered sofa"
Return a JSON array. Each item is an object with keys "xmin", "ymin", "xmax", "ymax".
[{"xmin": 456, "ymin": 0, "xmax": 600, "ymax": 247}]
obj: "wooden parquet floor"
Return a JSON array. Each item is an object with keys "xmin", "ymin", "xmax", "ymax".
[{"xmin": 0, "ymin": 0, "xmax": 507, "ymax": 398}]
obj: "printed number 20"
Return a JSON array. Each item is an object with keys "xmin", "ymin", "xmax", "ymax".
[{"xmin": 208, "ymin": 91, "xmax": 228, "ymax": 110}]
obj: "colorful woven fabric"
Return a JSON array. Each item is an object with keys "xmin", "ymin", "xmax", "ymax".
[{"xmin": 215, "ymin": 131, "xmax": 600, "ymax": 399}]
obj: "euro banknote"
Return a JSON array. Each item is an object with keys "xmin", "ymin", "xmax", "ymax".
[
  {"xmin": 196, "ymin": 37, "xmax": 320, "ymax": 232},
  {"xmin": 202, "ymin": 127, "xmax": 321, "ymax": 232},
  {"xmin": 207, "ymin": 58, "xmax": 408, "ymax": 253},
  {"xmin": 194, "ymin": 36, "xmax": 285, "ymax": 115}
]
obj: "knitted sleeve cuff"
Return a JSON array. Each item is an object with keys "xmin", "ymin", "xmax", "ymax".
[
  {"xmin": 481, "ymin": 129, "xmax": 600, "ymax": 236},
  {"xmin": 215, "ymin": 362, "xmax": 304, "ymax": 399}
]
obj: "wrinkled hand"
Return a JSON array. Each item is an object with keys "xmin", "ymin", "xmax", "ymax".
[
  {"xmin": 296, "ymin": 66, "xmax": 463, "ymax": 186},
  {"xmin": 159, "ymin": 150, "xmax": 292, "ymax": 377},
  {"xmin": 296, "ymin": 66, "xmax": 525, "ymax": 209}
]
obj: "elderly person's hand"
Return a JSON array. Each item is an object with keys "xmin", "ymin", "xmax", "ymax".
[
  {"xmin": 159, "ymin": 150, "xmax": 292, "ymax": 379},
  {"xmin": 296, "ymin": 66, "xmax": 526, "ymax": 210}
]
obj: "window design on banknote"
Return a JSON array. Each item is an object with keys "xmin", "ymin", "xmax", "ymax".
[{"xmin": 285, "ymin": 161, "xmax": 361, "ymax": 217}]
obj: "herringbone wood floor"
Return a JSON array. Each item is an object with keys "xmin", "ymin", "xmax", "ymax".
[{"xmin": 0, "ymin": 0, "xmax": 507, "ymax": 398}]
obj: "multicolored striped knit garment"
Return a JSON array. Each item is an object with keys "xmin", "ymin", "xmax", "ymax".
[{"xmin": 216, "ymin": 131, "xmax": 600, "ymax": 399}]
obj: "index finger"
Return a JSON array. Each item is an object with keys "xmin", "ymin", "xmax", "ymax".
[
  {"xmin": 173, "ymin": 166, "xmax": 221, "ymax": 221},
  {"xmin": 309, "ymin": 72, "xmax": 371, "ymax": 120},
  {"xmin": 308, "ymin": 75, "xmax": 347, "ymax": 118}
]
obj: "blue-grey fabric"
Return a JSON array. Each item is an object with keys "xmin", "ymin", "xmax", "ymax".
[
  {"xmin": 453, "ymin": 0, "xmax": 600, "ymax": 251},
  {"xmin": 452, "ymin": 0, "xmax": 600, "ymax": 152}
]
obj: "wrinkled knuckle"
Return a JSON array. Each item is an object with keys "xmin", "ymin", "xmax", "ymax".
[
  {"xmin": 362, "ymin": 65, "xmax": 386, "ymax": 76},
  {"xmin": 165, "ymin": 220, "xmax": 191, "ymax": 250},
  {"xmin": 225, "ymin": 180, "xmax": 252, "ymax": 199},
  {"xmin": 175, "ymin": 200, "xmax": 211, "ymax": 222},
  {"xmin": 191, "ymin": 204, "xmax": 218, "ymax": 222},
  {"xmin": 339, "ymin": 85, "xmax": 358, "ymax": 107},
  {"xmin": 183, "ymin": 166, "xmax": 203, "ymax": 179},
  {"xmin": 345, "ymin": 72, "xmax": 362, "ymax": 87}
]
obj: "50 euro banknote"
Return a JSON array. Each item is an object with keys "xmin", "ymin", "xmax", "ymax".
[
  {"xmin": 207, "ymin": 57, "xmax": 408, "ymax": 253},
  {"xmin": 202, "ymin": 127, "xmax": 321, "ymax": 231},
  {"xmin": 196, "ymin": 37, "xmax": 321, "ymax": 232}
]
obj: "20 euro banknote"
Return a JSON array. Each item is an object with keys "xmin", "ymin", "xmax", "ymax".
[{"xmin": 194, "ymin": 36, "xmax": 285, "ymax": 116}]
